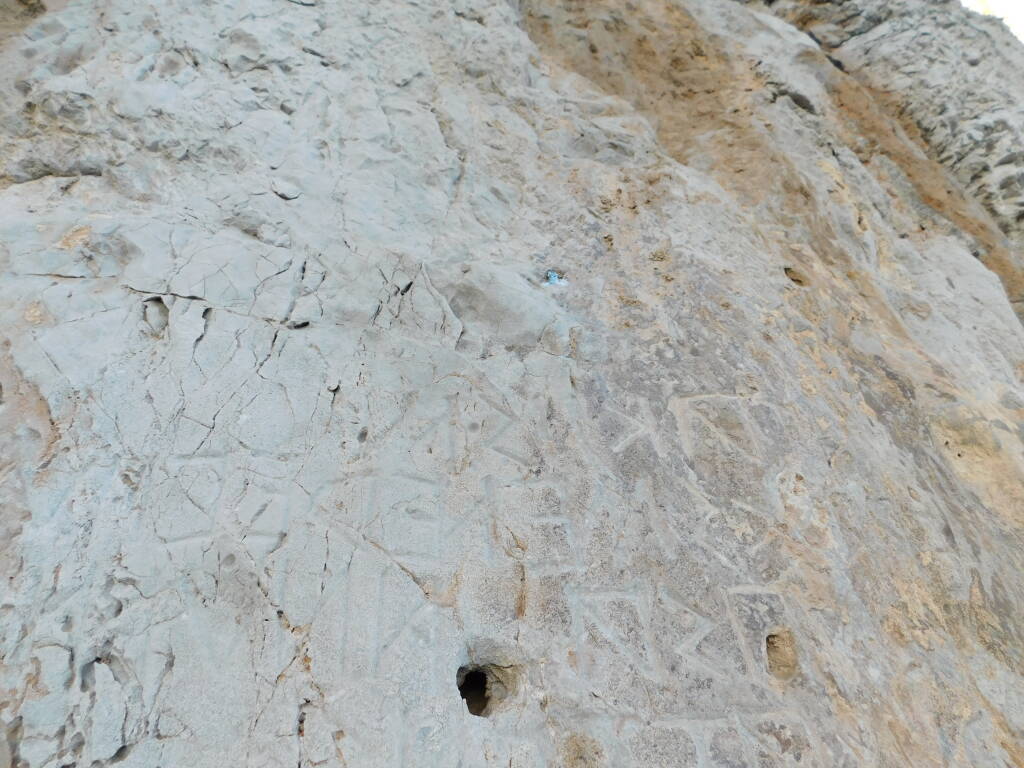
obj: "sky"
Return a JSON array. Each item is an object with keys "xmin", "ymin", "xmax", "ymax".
[{"xmin": 961, "ymin": 0, "xmax": 1024, "ymax": 41}]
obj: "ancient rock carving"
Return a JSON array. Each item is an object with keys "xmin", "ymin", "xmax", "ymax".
[{"xmin": 1, "ymin": 0, "xmax": 1022, "ymax": 765}]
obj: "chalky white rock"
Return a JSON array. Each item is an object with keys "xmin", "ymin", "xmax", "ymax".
[{"xmin": 0, "ymin": 0, "xmax": 1022, "ymax": 766}]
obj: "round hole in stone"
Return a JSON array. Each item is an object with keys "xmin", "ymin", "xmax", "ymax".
[
  {"xmin": 456, "ymin": 663, "xmax": 516, "ymax": 717},
  {"xmin": 457, "ymin": 666, "xmax": 490, "ymax": 716}
]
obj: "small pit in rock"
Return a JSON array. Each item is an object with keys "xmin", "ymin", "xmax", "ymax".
[
  {"xmin": 458, "ymin": 667, "xmax": 489, "ymax": 716},
  {"xmin": 765, "ymin": 629, "xmax": 799, "ymax": 681},
  {"xmin": 457, "ymin": 664, "xmax": 515, "ymax": 717},
  {"xmin": 143, "ymin": 297, "xmax": 169, "ymax": 335},
  {"xmin": 784, "ymin": 267, "xmax": 809, "ymax": 286}
]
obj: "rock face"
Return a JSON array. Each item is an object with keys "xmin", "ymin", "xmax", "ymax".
[
  {"xmin": 0, "ymin": 0, "xmax": 1022, "ymax": 766},
  {"xmin": 749, "ymin": 0, "xmax": 1024, "ymax": 311}
]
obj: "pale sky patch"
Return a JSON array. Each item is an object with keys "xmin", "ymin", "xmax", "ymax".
[{"xmin": 961, "ymin": 0, "xmax": 1024, "ymax": 41}]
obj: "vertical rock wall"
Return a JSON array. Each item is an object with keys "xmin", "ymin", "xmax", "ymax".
[
  {"xmin": 746, "ymin": 0, "xmax": 1024, "ymax": 311},
  {"xmin": 0, "ymin": 0, "xmax": 1022, "ymax": 766}
]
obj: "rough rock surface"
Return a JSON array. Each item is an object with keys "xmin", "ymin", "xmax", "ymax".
[
  {"xmin": 0, "ymin": 0, "xmax": 1023, "ymax": 766},
  {"xmin": 747, "ymin": 0, "xmax": 1024, "ymax": 310}
]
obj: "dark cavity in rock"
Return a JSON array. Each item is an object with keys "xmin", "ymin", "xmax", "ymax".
[{"xmin": 457, "ymin": 666, "xmax": 490, "ymax": 716}]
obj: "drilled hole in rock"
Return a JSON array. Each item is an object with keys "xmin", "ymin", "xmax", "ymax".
[
  {"xmin": 784, "ymin": 267, "xmax": 809, "ymax": 286},
  {"xmin": 458, "ymin": 666, "xmax": 490, "ymax": 716},
  {"xmin": 457, "ymin": 663, "xmax": 516, "ymax": 716},
  {"xmin": 765, "ymin": 629, "xmax": 799, "ymax": 681}
]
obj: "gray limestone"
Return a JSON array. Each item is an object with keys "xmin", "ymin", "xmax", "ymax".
[{"xmin": 0, "ymin": 0, "xmax": 1023, "ymax": 766}]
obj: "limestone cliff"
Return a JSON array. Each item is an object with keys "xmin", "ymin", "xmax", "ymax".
[{"xmin": 0, "ymin": 0, "xmax": 1022, "ymax": 766}]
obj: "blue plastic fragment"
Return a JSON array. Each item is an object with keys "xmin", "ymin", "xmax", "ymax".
[{"xmin": 545, "ymin": 269, "xmax": 566, "ymax": 286}]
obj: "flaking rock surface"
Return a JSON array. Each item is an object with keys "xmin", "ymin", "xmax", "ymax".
[{"xmin": 0, "ymin": 0, "xmax": 1023, "ymax": 766}]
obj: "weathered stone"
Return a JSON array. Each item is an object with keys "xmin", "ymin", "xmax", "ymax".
[{"xmin": 0, "ymin": 0, "xmax": 1022, "ymax": 766}]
